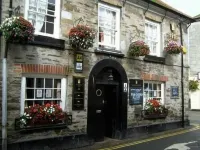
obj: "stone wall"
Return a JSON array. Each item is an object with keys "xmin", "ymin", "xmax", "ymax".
[
  {"xmin": 189, "ymin": 22, "xmax": 200, "ymax": 77},
  {"xmin": 0, "ymin": 0, "xmax": 190, "ymax": 141}
]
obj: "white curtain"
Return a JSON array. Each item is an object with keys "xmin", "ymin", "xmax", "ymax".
[{"xmin": 28, "ymin": 0, "xmax": 48, "ymax": 32}]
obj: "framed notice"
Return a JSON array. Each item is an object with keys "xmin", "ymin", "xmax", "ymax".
[
  {"xmin": 129, "ymin": 79, "xmax": 143, "ymax": 105},
  {"xmin": 74, "ymin": 53, "xmax": 83, "ymax": 73},
  {"xmin": 171, "ymin": 86, "xmax": 179, "ymax": 98},
  {"xmin": 36, "ymin": 89, "xmax": 43, "ymax": 98}
]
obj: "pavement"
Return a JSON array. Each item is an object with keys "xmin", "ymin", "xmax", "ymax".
[{"xmin": 77, "ymin": 110, "xmax": 200, "ymax": 150}]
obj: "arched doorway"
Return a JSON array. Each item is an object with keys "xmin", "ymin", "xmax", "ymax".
[{"xmin": 87, "ymin": 59, "xmax": 128, "ymax": 141}]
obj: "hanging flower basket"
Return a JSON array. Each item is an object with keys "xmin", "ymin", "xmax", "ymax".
[
  {"xmin": 142, "ymin": 99, "xmax": 168, "ymax": 119},
  {"xmin": 0, "ymin": 16, "xmax": 35, "ymax": 43},
  {"xmin": 164, "ymin": 41, "xmax": 183, "ymax": 54},
  {"xmin": 128, "ymin": 40, "xmax": 150, "ymax": 57},
  {"xmin": 17, "ymin": 103, "xmax": 67, "ymax": 129},
  {"xmin": 68, "ymin": 25, "xmax": 96, "ymax": 50}
]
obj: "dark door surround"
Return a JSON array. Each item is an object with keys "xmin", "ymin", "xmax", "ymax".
[{"xmin": 87, "ymin": 59, "xmax": 128, "ymax": 139}]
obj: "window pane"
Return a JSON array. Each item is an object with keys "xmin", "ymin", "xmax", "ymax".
[
  {"xmin": 149, "ymin": 83, "xmax": 152, "ymax": 90},
  {"xmin": 153, "ymin": 84, "xmax": 157, "ymax": 90},
  {"xmin": 48, "ymin": 0, "xmax": 55, "ymax": 4},
  {"xmin": 157, "ymin": 84, "xmax": 161, "ymax": 90},
  {"xmin": 35, "ymin": 89, "xmax": 44, "ymax": 98},
  {"xmin": 45, "ymin": 89, "xmax": 52, "ymax": 98},
  {"xmin": 25, "ymin": 101, "xmax": 34, "ymax": 107},
  {"xmin": 47, "ymin": 16, "xmax": 54, "ymax": 23},
  {"xmin": 35, "ymin": 100, "xmax": 43, "ymax": 105},
  {"xmin": 48, "ymin": 3, "xmax": 55, "ymax": 11},
  {"xmin": 46, "ymin": 22, "xmax": 54, "ymax": 34},
  {"xmin": 36, "ymin": 78, "xmax": 44, "ymax": 88},
  {"xmin": 45, "ymin": 79, "xmax": 53, "ymax": 88},
  {"xmin": 54, "ymin": 89, "xmax": 61, "ymax": 98},
  {"xmin": 26, "ymin": 78, "xmax": 34, "ymax": 88},
  {"xmin": 149, "ymin": 91, "xmax": 153, "ymax": 97},
  {"xmin": 26, "ymin": 89, "xmax": 34, "ymax": 99},
  {"xmin": 144, "ymin": 83, "xmax": 148, "ymax": 91},
  {"xmin": 54, "ymin": 79, "xmax": 61, "ymax": 88},
  {"xmin": 157, "ymin": 91, "xmax": 161, "ymax": 97}
]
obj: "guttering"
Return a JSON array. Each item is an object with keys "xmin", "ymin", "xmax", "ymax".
[{"xmin": 142, "ymin": 0, "xmax": 196, "ymax": 23}]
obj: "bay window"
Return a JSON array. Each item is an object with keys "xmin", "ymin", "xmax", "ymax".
[
  {"xmin": 98, "ymin": 3, "xmax": 120, "ymax": 50},
  {"xmin": 24, "ymin": 0, "xmax": 60, "ymax": 38},
  {"xmin": 20, "ymin": 76, "xmax": 66, "ymax": 115},
  {"xmin": 145, "ymin": 20, "xmax": 161, "ymax": 56}
]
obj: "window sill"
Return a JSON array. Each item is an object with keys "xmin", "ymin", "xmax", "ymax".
[
  {"xmin": 95, "ymin": 47, "xmax": 124, "ymax": 57},
  {"xmin": 28, "ymin": 35, "xmax": 65, "ymax": 50},
  {"xmin": 143, "ymin": 55, "xmax": 165, "ymax": 64}
]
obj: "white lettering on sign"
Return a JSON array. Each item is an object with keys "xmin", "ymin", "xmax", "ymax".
[
  {"xmin": 164, "ymin": 141, "xmax": 197, "ymax": 150},
  {"xmin": 124, "ymin": 83, "xmax": 127, "ymax": 92}
]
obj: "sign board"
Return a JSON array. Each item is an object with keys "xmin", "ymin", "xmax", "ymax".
[
  {"xmin": 171, "ymin": 86, "xmax": 179, "ymax": 98},
  {"xmin": 74, "ymin": 53, "xmax": 83, "ymax": 73},
  {"xmin": 129, "ymin": 79, "xmax": 143, "ymax": 105}
]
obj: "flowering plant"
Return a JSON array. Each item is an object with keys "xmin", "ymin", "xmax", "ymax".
[
  {"xmin": 128, "ymin": 40, "xmax": 150, "ymax": 57},
  {"xmin": 0, "ymin": 16, "xmax": 34, "ymax": 43},
  {"xmin": 68, "ymin": 25, "xmax": 96, "ymax": 49},
  {"xmin": 164, "ymin": 40, "xmax": 183, "ymax": 54},
  {"xmin": 144, "ymin": 99, "xmax": 167, "ymax": 114},
  {"xmin": 20, "ymin": 103, "xmax": 66, "ymax": 127}
]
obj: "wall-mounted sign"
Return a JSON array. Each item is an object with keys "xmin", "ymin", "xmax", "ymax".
[
  {"xmin": 124, "ymin": 83, "xmax": 127, "ymax": 92},
  {"xmin": 72, "ymin": 77, "xmax": 85, "ymax": 110},
  {"xmin": 74, "ymin": 53, "xmax": 83, "ymax": 73},
  {"xmin": 129, "ymin": 79, "xmax": 143, "ymax": 105},
  {"xmin": 171, "ymin": 86, "xmax": 179, "ymax": 99}
]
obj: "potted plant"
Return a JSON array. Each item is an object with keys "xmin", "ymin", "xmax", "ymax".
[
  {"xmin": 68, "ymin": 24, "xmax": 96, "ymax": 49},
  {"xmin": 189, "ymin": 80, "xmax": 199, "ymax": 92},
  {"xmin": 0, "ymin": 16, "xmax": 34, "ymax": 43},
  {"xmin": 142, "ymin": 99, "xmax": 168, "ymax": 119},
  {"xmin": 128, "ymin": 40, "xmax": 150, "ymax": 57},
  {"xmin": 18, "ymin": 103, "xmax": 67, "ymax": 129},
  {"xmin": 164, "ymin": 40, "xmax": 183, "ymax": 54}
]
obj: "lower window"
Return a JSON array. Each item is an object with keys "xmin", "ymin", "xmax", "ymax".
[
  {"xmin": 143, "ymin": 81, "xmax": 164, "ymax": 104},
  {"xmin": 21, "ymin": 76, "xmax": 67, "ymax": 115}
]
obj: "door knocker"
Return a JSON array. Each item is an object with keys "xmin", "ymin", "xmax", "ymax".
[{"xmin": 96, "ymin": 89, "xmax": 102, "ymax": 97}]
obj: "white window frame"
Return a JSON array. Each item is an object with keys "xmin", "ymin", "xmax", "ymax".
[
  {"xmin": 143, "ymin": 81, "xmax": 164, "ymax": 107},
  {"xmin": 20, "ymin": 74, "xmax": 67, "ymax": 115},
  {"xmin": 145, "ymin": 20, "xmax": 161, "ymax": 56},
  {"xmin": 98, "ymin": 3, "xmax": 120, "ymax": 50},
  {"xmin": 24, "ymin": 0, "xmax": 61, "ymax": 39}
]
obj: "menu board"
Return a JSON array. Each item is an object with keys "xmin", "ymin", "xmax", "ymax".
[{"xmin": 129, "ymin": 79, "xmax": 143, "ymax": 105}]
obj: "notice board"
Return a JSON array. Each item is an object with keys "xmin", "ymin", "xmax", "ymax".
[{"xmin": 129, "ymin": 79, "xmax": 143, "ymax": 105}]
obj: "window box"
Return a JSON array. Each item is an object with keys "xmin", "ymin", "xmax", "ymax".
[
  {"xmin": 141, "ymin": 109, "xmax": 168, "ymax": 120},
  {"xmin": 142, "ymin": 99, "xmax": 168, "ymax": 120},
  {"xmin": 95, "ymin": 48, "xmax": 124, "ymax": 57},
  {"xmin": 143, "ymin": 55, "xmax": 165, "ymax": 64},
  {"xmin": 15, "ymin": 117, "xmax": 67, "ymax": 132},
  {"xmin": 28, "ymin": 35, "xmax": 65, "ymax": 50}
]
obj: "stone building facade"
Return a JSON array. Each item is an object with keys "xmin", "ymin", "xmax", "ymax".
[{"xmin": 0, "ymin": 0, "xmax": 196, "ymax": 148}]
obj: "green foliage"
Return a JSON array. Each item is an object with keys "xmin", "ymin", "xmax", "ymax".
[
  {"xmin": 189, "ymin": 80, "xmax": 199, "ymax": 92},
  {"xmin": 128, "ymin": 40, "xmax": 150, "ymax": 57}
]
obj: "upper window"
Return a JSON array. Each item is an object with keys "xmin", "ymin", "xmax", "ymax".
[
  {"xmin": 143, "ymin": 81, "xmax": 164, "ymax": 105},
  {"xmin": 20, "ymin": 76, "xmax": 66, "ymax": 115},
  {"xmin": 24, "ymin": 0, "xmax": 60, "ymax": 38},
  {"xmin": 98, "ymin": 3, "xmax": 120, "ymax": 50},
  {"xmin": 145, "ymin": 20, "xmax": 161, "ymax": 56}
]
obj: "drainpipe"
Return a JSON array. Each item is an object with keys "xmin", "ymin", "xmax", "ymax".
[
  {"xmin": 2, "ymin": 0, "xmax": 12, "ymax": 149},
  {"xmin": 179, "ymin": 22, "xmax": 184, "ymax": 128}
]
